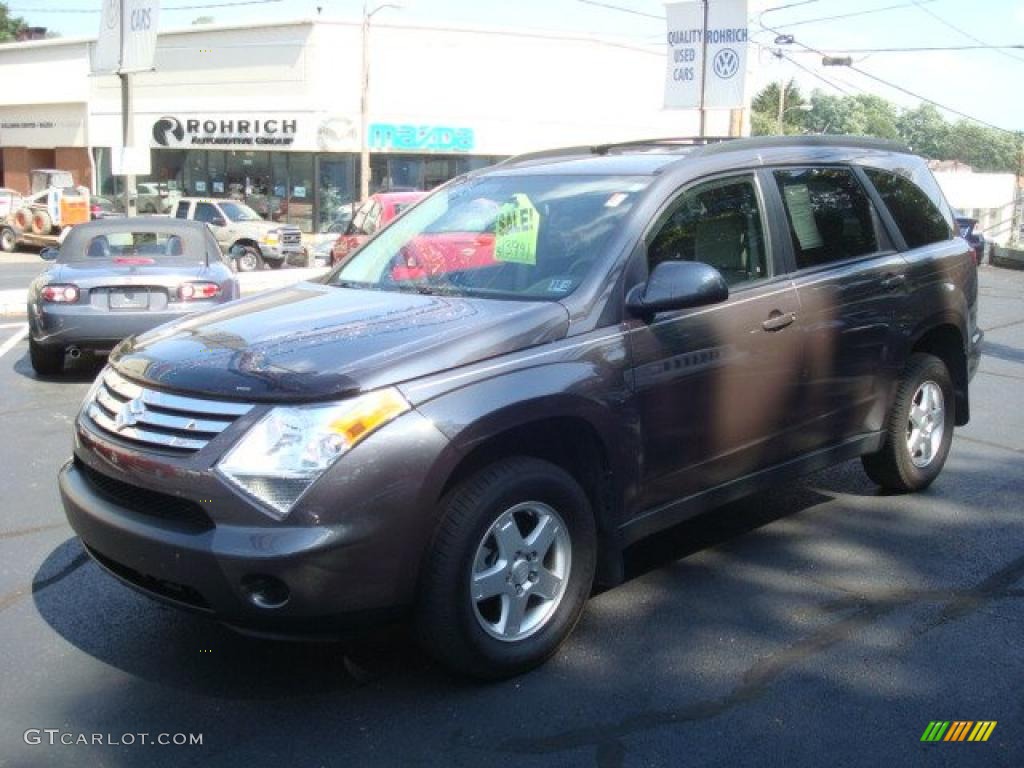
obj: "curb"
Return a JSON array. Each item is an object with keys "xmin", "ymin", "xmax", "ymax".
[{"xmin": 0, "ymin": 267, "xmax": 330, "ymax": 319}]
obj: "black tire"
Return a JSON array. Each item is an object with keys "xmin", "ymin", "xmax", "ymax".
[
  {"xmin": 862, "ymin": 352, "xmax": 955, "ymax": 492},
  {"xmin": 416, "ymin": 457, "xmax": 597, "ymax": 680},
  {"xmin": 233, "ymin": 246, "xmax": 263, "ymax": 273},
  {"xmin": 29, "ymin": 339, "xmax": 64, "ymax": 376},
  {"xmin": 30, "ymin": 210, "xmax": 52, "ymax": 236},
  {"xmin": 143, "ymin": 203, "xmax": 157, "ymax": 214},
  {"xmin": 0, "ymin": 226, "xmax": 15, "ymax": 253},
  {"xmin": 266, "ymin": 257, "xmax": 285, "ymax": 270}
]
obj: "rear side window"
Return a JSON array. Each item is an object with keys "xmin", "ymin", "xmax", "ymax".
[
  {"xmin": 174, "ymin": 201, "xmax": 189, "ymax": 219},
  {"xmin": 648, "ymin": 175, "xmax": 768, "ymax": 286},
  {"xmin": 774, "ymin": 168, "xmax": 879, "ymax": 269},
  {"xmin": 864, "ymin": 168, "xmax": 952, "ymax": 248}
]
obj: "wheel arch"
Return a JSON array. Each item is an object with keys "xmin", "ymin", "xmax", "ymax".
[
  {"xmin": 909, "ymin": 319, "xmax": 968, "ymax": 426},
  {"xmin": 424, "ymin": 400, "xmax": 629, "ymax": 589}
]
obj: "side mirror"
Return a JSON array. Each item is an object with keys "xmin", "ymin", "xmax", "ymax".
[
  {"xmin": 211, "ymin": 216, "xmax": 227, "ymax": 227},
  {"xmin": 40, "ymin": 247, "xmax": 59, "ymax": 261},
  {"xmin": 626, "ymin": 261, "xmax": 728, "ymax": 318}
]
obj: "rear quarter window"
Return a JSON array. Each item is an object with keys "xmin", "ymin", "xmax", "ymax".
[{"xmin": 864, "ymin": 168, "xmax": 952, "ymax": 249}]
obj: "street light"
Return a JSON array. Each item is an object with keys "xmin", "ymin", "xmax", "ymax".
[{"xmin": 360, "ymin": 1, "xmax": 403, "ymax": 201}]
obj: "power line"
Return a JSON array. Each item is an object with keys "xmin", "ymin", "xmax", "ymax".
[
  {"xmin": 11, "ymin": 0, "xmax": 283, "ymax": 13},
  {"xmin": 575, "ymin": 0, "xmax": 663, "ymax": 21},
  {"xmin": 755, "ymin": 1, "xmax": 936, "ymax": 32},
  {"xmin": 909, "ymin": 0, "xmax": 1024, "ymax": 65},
  {"xmin": 755, "ymin": 16, "xmax": 1014, "ymax": 132},
  {"xmin": 786, "ymin": 44, "xmax": 1024, "ymax": 54}
]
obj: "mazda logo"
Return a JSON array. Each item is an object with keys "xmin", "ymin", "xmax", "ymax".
[
  {"xmin": 712, "ymin": 48, "xmax": 740, "ymax": 79},
  {"xmin": 152, "ymin": 116, "xmax": 185, "ymax": 147}
]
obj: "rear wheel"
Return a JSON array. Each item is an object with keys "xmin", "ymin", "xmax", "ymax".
[
  {"xmin": 0, "ymin": 226, "xmax": 15, "ymax": 252},
  {"xmin": 29, "ymin": 339, "xmax": 64, "ymax": 376},
  {"xmin": 30, "ymin": 210, "xmax": 52, "ymax": 235},
  {"xmin": 862, "ymin": 353, "xmax": 954, "ymax": 492},
  {"xmin": 13, "ymin": 208, "xmax": 32, "ymax": 231},
  {"xmin": 416, "ymin": 457, "xmax": 596, "ymax": 680}
]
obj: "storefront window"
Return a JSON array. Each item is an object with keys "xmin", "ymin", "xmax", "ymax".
[
  {"xmin": 317, "ymin": 154, "xmax": 355, "ymax": 232},
  {"xmin": 208, "ymin": 152, "xmax": 226, "ymax": 196},
  {"xmin": 287, "ymin": 153, "xmax": 314, "ymax": 232}
]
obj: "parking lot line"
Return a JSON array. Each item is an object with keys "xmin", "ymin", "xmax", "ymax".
[{"xmin": 0, "ymin": 323, "xmax": 27, "ymax": 359}]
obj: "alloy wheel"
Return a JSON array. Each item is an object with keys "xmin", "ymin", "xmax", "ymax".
[{"xmin": 906, "ymin": 380, "xmax": 945, "ymax": 468}]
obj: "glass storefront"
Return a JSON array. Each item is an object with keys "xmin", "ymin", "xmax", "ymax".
[{"xmin": 100, "ymin": 148, "xmax": 503, "ymax": 233}]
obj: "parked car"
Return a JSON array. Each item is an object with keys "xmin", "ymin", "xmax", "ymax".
[
  {"xmin": 60, "ymin": 136, "xmax": 981, "ymax": 679},
  {"xmin": 27, "ymin": 217, "xmax": 239, "ymax": 374},
  {"xmin": 330, "ymin": 191, "xmax": 427, "ymax": 265},
  {"xmin": 955, "ymin": 216, "xmax": 985, "ymax": 264},
  {"xmin": 89, "ymin": 195, "xmax": 124, "ymax": 220},
  {"xmin": 136, "ymin": 182, "xmax": 181, "ymax": 215},
  {"xmin": 174, "ymin": 197, "xmax": 304, "ymax": 272}
]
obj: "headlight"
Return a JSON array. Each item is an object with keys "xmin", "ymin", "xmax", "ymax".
[
  {"xmin": 261, "ymin": 230, "xmax": 280, "ymax": 245},
  {"xmin": 216, "ymin": 388, "xmax": 410, "ymax": 519}
]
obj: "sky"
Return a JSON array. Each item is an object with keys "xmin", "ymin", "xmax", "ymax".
[{"xmin": 13, "ymin": 0, "xmax": 1024, "ymax": 131}]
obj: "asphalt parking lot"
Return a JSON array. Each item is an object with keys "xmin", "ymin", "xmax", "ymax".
[{"xmin": 0, "ymin": 265, "xmax": 1021, "ymax": 767}]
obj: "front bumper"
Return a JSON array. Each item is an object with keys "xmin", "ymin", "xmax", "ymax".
[{"xmin": 60, "ymin": 404, "xmax": 453, "ymax": 634}]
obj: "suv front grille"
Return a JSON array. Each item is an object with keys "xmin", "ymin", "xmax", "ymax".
[
  {"xmin": 75, "ymin": 457, "xmax": 214, "ymax": 532},
  {"xmin": 279, "ymin": 228, "xmax": 302, "ymax": 247},
  {"xmin": 85, "ymin": 368, "xmax": 252, "ymax": 453}
]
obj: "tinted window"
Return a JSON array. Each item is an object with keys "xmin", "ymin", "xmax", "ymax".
[
  {"xmin": 73, "ymin": 231, "xmax": 200, "ymax": 263},
  {"xmin": 865, "ymin": 168, "xmax": 952, "ymax": 248},
  {"xmin": 774, "ymin": 168, "xmax": 879, "ymax": 269},
  {"xmin": 194, "ymin": 202, "xmax": 221, "ymax": 225},
  {"xmin": 174, "ymin": 201, "xmax": 189, "ymax": 219},
  {"xmin": 648, "ymin": 176, "xmax": 767, "ymax": 286}
]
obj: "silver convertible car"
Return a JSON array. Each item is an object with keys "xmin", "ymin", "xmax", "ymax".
[{"xmin": 27, "ymin": 217, "xmax": 239, "ymax": 375}]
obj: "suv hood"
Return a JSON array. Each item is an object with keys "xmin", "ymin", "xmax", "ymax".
[{"xmin": 110, "ymin": 282, "xmax": 570, "ymax": 401}]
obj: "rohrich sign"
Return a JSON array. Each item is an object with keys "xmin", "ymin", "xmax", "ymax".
[
  {"xmin": 664, "ymin": 0, "xmax": 749, "ymax": 110},
  {"xmin": 151, "ymin": 115, "xmax": 298, "ymax": 148}
]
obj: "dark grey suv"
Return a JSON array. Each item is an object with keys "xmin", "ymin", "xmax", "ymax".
[{"xmin": 59, "ymin": 136, "xmax": 982, "ymax": 679}]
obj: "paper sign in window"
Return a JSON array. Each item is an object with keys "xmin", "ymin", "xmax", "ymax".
[
  {"xmin": 494, "ymin": 194, "xmax": 540, "ymax": 265},
  {"xmin": 783, "ymin": 184, "xmax": 824, "ymax": 250}
]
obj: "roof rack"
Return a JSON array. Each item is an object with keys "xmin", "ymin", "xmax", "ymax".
[{"xmin": 590, "ymin": 136, "xmax": 735, "ymax": 155}]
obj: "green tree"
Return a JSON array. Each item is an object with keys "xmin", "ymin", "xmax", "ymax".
[
  {"xmin": 896, "ymin": 104, "xmax": 950, "ymax": 158},
  {"xmin": 751, "ymin": 80, "xmax": 808, "ymax": 135},
  {"xmin": 0, "ymin": 2, "xmax": 27, "ymax": 42}
]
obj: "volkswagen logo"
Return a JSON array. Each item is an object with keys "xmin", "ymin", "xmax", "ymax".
[
  {"xmin": 105, "ymin": 0, "xmax": 119, "ymax": 30},
  {"xmin": 152, "ymin": 116, "xmax": 185, "ymax": 147},
  {"xmin": 712, "ymin": 48, "xmax": 740, "ymax": 79},
  {"xmin": 114, "ymin": 396, "xmax": 146, "ymax": 431}
]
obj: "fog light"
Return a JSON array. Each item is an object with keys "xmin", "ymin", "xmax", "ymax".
[{"xmin": 241, "ymin": 575, "xmax": 290, "ymax": 609}]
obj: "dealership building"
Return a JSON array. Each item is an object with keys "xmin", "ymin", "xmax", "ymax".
[{"xmin": 0, "ymin": 17, "xmax": 742, "ymax": 232}]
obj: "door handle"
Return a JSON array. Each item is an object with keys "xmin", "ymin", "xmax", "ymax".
[
  {"xmin": 881, "ymin": 273, "xmax": 906, "ymax": 291},
  {"xmin": 762, "ymin": 311, "xmax": 796, "ymax": 332}
]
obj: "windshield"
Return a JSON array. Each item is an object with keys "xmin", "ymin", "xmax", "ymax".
[
  {"xmin": 219, "ymin": 201, "xmax": 263, "ymax": 222},
  {"xmin": 329, "ymin": 174, "xmax": 649, "ymax": 300},
  {"xmin": 68, "ymin": 231, "xmax": 202, "ymax": 264}
]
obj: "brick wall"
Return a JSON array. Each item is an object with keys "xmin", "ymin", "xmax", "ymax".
[{"xmin": 2, "ymin": 147, "xmax": 91, "ymax": 194}]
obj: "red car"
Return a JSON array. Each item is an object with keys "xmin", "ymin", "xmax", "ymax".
[{"xmin": 330, "ymin": 191, "xmax": 427, "ymax": 266}]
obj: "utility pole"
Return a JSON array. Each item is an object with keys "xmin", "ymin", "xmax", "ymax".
[
  {"xmin": 359, "ymin": 2, "xmax": 402, "ymax": 201},
  {"xmin": 119, "ymin": 0, "xmax": 137, "ymax": 218},
  {"xmin": 697, "ymin": 0, "xmax": 708, "ymax": 137},
  {"xmin": 776, "ymin": 79, "xmax": 786, "ymax": 135},
  {"xmin": 1014, "ymin": 131, "xmax": 1023, "ymax": 247},
  {"xmin": 359, "ymin": 1, "xmax": 371, "ymax": 201}
]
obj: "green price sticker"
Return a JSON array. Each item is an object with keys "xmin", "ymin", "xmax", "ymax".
[{"xmin": 494, "ymin": 193, "xmax": 540, "ymax": 265}]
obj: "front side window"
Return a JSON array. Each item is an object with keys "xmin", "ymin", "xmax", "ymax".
[
  {"xmin": 330, "ymin": 174, "xmax": 650, "ymax": 300},
  {"xmin": 174, "ymin": 201, "xmax": 189, "ymax": 219},
  {"xmin": 193, "ymin": 202, "xmax": 221, "ymax": 225},
  {"xmin": 774, "ymin": 167, "xmax": 879, "ymax": 269},
  {"xmin": 865, "ymin": 168, "xmax": 952, "ymax": 249},
  {"xmin": 648, "ymin": 175, "xmax": 768, "ymax": 286}
]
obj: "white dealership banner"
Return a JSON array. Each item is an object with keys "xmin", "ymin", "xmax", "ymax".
[
  {"xmin": 664, "ymin": 0, "xmax": 748, "ymax": 110},
  {"xmin": 93, "ymin": 0, "xmax": 161, "ymax": 74}
]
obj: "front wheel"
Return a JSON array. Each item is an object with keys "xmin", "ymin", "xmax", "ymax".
[
  {"xmin": 0, "ymin": 226, "xmax": 15, "ymax": 253},
  {"xmin": 862, "ymin": 352, "xmax": 954, "ymax": 492},
  {"xmin": 232, "ymin": 246, "xmax": 263, "ymax": 273},
  {"xmin": 416, "ymin": 457, "xmax": 596, "ymax": 680}
]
